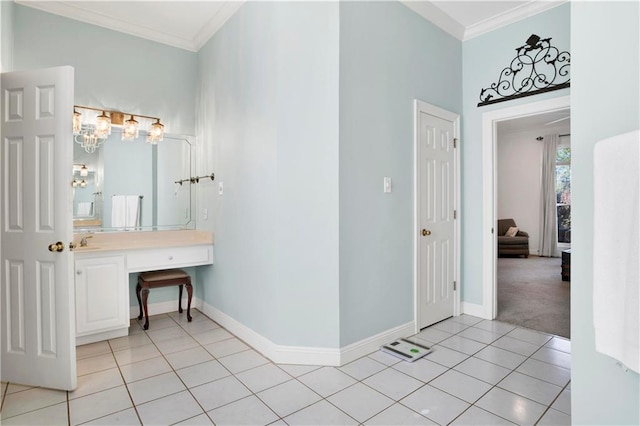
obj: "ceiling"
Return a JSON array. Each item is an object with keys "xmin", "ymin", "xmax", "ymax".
[
  {"xmin": 497, "ymin": 109, "xmax": 571, "ymax": 135},
  {"xmin": 15, "ymin": 0, "xmax": 566, "ymax": 52}
]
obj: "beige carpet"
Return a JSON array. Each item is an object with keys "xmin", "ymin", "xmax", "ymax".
[{"xmin": 497, "ymin": 255, "xmax": 570, "ymax": 338}]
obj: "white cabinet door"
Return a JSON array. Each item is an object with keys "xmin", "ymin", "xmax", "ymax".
[{"xmin": 75, "ymin": 256, "xmax": 128, "ymax": 337}]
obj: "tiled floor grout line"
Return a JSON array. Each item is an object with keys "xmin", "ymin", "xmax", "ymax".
[
  {"xmin": 66, "ymin": 389, "xmax": 71, "ymax": 426},
  {"xmin": 535, "ymin": 380, "xmax": 572, "ymax": 426},
  {"xmin": 109, "ymin": 333, "xmax": 145, "ymax": 426},
  {"xmin": 0, "ymin": 381, "xmax": 7, "ymax": 415}
]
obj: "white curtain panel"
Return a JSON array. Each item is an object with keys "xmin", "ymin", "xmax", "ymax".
[{"xmin": 539, "ymin": 134, "xmax": 559, "ymax": 257}]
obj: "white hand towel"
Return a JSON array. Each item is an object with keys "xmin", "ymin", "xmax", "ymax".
[
  {"xmin": 125, "ymin": 195, "xmax": 141, "ymax": 228},
  {"xmin": 593, "ymin": 129, "xmax": 639, "ymax": 373},
  {"xmin": 111, "ymin": 195, "xmax": 127, "ymax": 228},
  {"xmin": 76, "ymin": 202, "xmax": 93, "ymax": 217}
]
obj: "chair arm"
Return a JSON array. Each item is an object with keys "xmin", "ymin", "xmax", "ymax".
[{"xmin": 517, "ymin": 230, "xmax": 529, "ymax": 238}]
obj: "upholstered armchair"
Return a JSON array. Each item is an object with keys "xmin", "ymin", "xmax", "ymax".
[{"xmin": 497, "ymin": 218, "xmax": 529, "ymax": 258}]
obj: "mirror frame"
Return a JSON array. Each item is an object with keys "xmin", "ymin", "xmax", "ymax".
[{"xmin": 73, "ymin": 132, "xmax": 196, "ymax": 232}]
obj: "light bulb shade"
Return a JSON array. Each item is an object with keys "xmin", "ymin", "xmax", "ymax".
[
  {"xmin": 72, "ymin": 180, "xmax": 78, "ymax": 188},
  {"xmin": 147, "ymin": 119, "xmax": 164, "ymax": 144},
  {"xmin": 80, "ymin": 180, "xmax": 87, "ymax": 188},
  {"xmin": 95, "ymin": 111, "xmax": 111, "ymax": 138},
  {"xmin": 122, "ymin": 115, "xmax": 139, "ymax": 141},
  {"xmin": 73, "ymin": 110, "xmax": 82, "ymax": 135},
  {"xmin": 80, "ymin": 165, "xmax": 88, "ymax": 176}
]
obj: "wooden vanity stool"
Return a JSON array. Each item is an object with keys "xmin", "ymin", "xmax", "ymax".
[{"xmin": 136, "ymin": 269, "xmax": 192, "ymax": 330}]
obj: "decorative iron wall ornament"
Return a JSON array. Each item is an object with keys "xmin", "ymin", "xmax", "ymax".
[{"xmin": 478, "ymin": 34, "xmax": 570, "ymax": 107}]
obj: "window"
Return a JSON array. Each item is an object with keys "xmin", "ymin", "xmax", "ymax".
[{"xmin": 556, "ymin": 146, "xmax": 571, "ymax": 243}]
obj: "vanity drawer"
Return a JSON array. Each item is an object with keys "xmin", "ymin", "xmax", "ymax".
[{"xmin": 127, "ymin": 245, "xmax": 213, "ymax": 272}]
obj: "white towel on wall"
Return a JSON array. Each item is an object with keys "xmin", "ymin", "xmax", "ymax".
[
  {"xmin": 111, "ymin": 195, "xmax": 141, "ymax": 229},
  {"xmin": 593, "ymin": 129, "xmax": 639, "ymax": 373},
  {"xmin": 125, "ymin": 195, "xmax": 141, "ymax": 228},
  {"xmin": 76, "ymin": 202, "xmax": 93, "ymax": 217}
]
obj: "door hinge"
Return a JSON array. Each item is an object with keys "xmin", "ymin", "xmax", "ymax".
[
  {"xmin": 453, "ymin": 281, "xmax": 457, "ymax": 291},
  {"xmin": 453, "ymin": 138, "xmax": 458, "ymax": 148},
  {"xmin": 453, "ymin": 209, "xmax": 457, "ymax": 219},
  {"xmin": 491, "ymin": 227, "xmax": 494, "ymax": 234}
]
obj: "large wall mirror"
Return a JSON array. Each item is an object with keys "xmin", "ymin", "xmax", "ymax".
[{"xmin": 73, "ymin": 130, "xmax": 195, "ymax": 231}]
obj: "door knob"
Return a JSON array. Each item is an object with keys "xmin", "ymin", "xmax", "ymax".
[
  {"xmin": 48, "ymin": 241, "xmax": 65, "ymax": 252},
  {"xmin": 422, "ymin": 229, "xmax": 431, "ymax": 236}
]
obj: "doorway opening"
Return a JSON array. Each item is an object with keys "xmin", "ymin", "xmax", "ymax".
[
  {"xmin": 481, "ymin": 96, "xmax": 571, "ymax": 337},
  {"xmin": 495, "ymin": 110, "xmax": 571, "ymax": 338}
]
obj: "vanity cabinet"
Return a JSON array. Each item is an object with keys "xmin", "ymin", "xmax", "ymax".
[
  {"xmin": 75, "ymin": 254, "xmax": 129, "ymax": 345},
  {"xmin": 72, "ymin": 230, "xmax": 214, "ymax": 345}
]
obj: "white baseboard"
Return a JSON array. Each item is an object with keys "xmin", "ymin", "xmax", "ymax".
[
  {"xmin": 339, "ymin": 321, "xmax": 415, "ymax": 365},
  {"xmin": 462, "ymin": 301, "xmax": 491, "ymax": 319},
  {"xmin": 130, "ymin": 297, "xmax": 204, "ymax": 320},
  {"xmin": 200, "ymin": 300, "xmax": 415, "ymax": 366}
]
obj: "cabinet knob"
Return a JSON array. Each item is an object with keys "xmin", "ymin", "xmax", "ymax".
[
  {"xmin": 169, "ymin": 256, "xmax": 173, "ymax": 260},
  {"xmin": 77, "ymin": 270, "xmax": 82, "ymax": 275}
]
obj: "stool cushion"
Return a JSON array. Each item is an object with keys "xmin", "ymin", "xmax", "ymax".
[{"xmin": 139, "ymin": 269, "xmax": 189, "ymax": 282}]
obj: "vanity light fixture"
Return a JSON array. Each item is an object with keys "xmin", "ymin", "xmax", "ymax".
[
  {"xmin": 73, "ymin": 108, "xmax": 82, "ymax": 134},
  {"xmin": 95, "ymin": 111, "xmax": 111, "ymax": 138},
  {"xmin": 71, "ymin": 179, "xmax": 87, "ymax": 188},
  {"xmin": 122, "ymin": 115, "xmax": 139, "ymax": 141},
  {"xmin": 147, "ymin": 119, "xmax": 165, "ymax": 144},
  {"xmin": 73, "ymin": 105, "xmax": 165, "ymax": 152},
  {"xmin": 80, "ymin": 164, "xmax": 88, "ymax": 177}
]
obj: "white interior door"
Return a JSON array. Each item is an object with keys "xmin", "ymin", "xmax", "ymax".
[
  {"xmin": 1, "ymin": 66, "xmax": 77, "ymax": 390},
  {"xmin": 416, "ymin": 101, "xmax": 458, "ymax": 330}
]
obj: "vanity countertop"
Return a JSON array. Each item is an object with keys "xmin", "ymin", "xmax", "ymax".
[{"xmin": 73, "ymin": 229, "xmax": 213, "ymax": 253}]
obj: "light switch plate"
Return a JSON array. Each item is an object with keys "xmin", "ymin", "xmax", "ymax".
[{"xmin": 383, "ymin": 177, "xmax": 392, "ymax": 193}]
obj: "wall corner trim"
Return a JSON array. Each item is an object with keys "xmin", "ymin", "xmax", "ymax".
[
  {"xmin": 461, "ymin": 301, "xmax": 490, "ymax": 319},
  {"xmin": 339, "ymin": 321, "xmax": 416, "ymax": 366},
  {"xmin": 200, "ymin": 301, "xmax": 415, "ymax": 366}
]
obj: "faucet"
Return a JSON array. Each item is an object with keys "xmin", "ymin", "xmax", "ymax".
[{"xmin": 80, "ymin": 235, "xmax": 93, "ymax": 247}]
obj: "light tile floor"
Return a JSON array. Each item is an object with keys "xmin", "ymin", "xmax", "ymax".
[{"xmin": 0, "ymin": 311, "xmax": 571, "ymax": 425}]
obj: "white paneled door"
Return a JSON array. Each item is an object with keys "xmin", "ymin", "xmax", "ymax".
[
  {"xmin": 415, "ymin": 101, "xmax": 459, "ymax": 330},
  {"xmin": 1, "ymin": 66, "xmax": 77, "ymax": 390}
]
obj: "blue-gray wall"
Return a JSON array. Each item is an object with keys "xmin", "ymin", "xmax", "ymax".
[
  {"xmin": 338, "ymin": 1, "xmax": 461, "ymax": 346},
  {"xmin": 12, "ymin": 5, "xmax": 197, "ymax": 135},
  {"xmin": 196, "ymin": 1, "xmax": 463, "ymax": 349},
  {"xmin": 195, "ymin": 2, "xmax": 341, "ymax": 347},
  {"xmin": 1, "ymin": 0, "xmax": 14, "ymax": 72},
  {"xmin": 461, "ymin": 4, "xmax": 570, "ymax": 304},
  {"xmin": 571, "ymin": 2, "xmax": 639, "ymax": 423}
]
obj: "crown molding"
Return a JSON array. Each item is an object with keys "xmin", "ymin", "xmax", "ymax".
[
  {"xmin": 463, "ymin": 1, "xmax": 567, "ymax": 41},
  {"xmin": 192, "ymin": 1, "xmax": 245, "ymax": 51},
  {"xmin": 401, "ymin": 1, "xmax": 465, "ymax": 40},
  {"xmin": 402, "ymin": 1, "xmax": 567, "ymax": 42},
  {"xmin": 16, "ymin": 1, "xmax": 198, "ymax": 51},
  {"xmin": 15, "ymin": 0, "xmax": 246, "ymax": 52}
]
